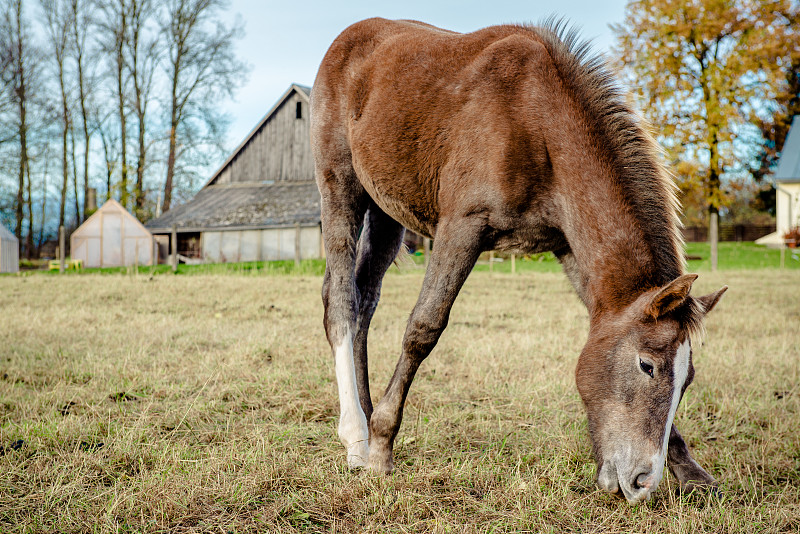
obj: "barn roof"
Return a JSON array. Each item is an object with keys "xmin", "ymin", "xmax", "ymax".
[
  {"xmin": 776, "ymin": 115, "xmax": 800, "ymax": 183},
  {"xmin": 0, "ymin": 224, "xmax": 17, "ymax": 242},
  {"xmin": 145, "ymin": 181, "xmax": 321, "ymax": 233},
  {"xmin": 202, "ymin": 83, "xmax": 312, "ymax": 189}
]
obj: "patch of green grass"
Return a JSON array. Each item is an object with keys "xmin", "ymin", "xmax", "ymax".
[
  {"xmin": 6, "ymin": 241, "xmax": 797, "ymax": 280},
  {"xmin": 12, "ymin": 258, "xmax": 329, "ymax": 277},
  {"xmin": 685, "ymin": 241, "xmax": 800, "ymax": 270}
]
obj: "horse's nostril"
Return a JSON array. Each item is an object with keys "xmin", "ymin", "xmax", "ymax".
[{"xmin": 633, "ymin": 471, "xmax": 651, "ymax": 490}]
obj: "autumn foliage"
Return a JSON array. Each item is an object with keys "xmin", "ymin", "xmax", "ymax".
[{"xmin": 612, "ymin": 0, "xmax": 799, "ymax": 224}]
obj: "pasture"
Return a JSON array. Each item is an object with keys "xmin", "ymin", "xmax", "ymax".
[{"xmin": 1, "ymin": 262, "xmax": 798, "ymax": 532}]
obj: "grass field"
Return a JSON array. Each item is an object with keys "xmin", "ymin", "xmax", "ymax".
[{"xmin": 1, "ymin": 249, "xmax": 799, "ymax": 532}]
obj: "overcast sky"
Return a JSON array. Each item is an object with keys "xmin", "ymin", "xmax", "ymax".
[{"xmin": 223, "ymin": 0, "xmax": 629, "ymax": 147}]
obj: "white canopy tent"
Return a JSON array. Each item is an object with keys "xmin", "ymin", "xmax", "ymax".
[
  {"xmin": 70, "ymin": 199, "xmax": 154, "ymax": 268},
  {"xmin": 0, "ymin": 225, "xmax": 19, "ymax": 273}
]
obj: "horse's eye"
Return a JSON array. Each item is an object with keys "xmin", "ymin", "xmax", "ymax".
[{"xmin": 639, "ymin": 359, "xmax": 654, "ymax": 378}]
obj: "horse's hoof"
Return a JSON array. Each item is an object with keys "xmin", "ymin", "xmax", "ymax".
[
  {"xmin": 366, "ymin": 450, "xmax": 394, "ymax": 474},
  {"xmin": 346, "ymin": 443, "xmax": 370, "ymax": 470}
]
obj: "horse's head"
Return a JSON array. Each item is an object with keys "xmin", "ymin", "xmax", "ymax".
[{"xmin": 575, "ymin": 274, "xmax": 726, "ymax": 503}]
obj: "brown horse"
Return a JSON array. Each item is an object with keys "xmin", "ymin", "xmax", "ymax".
[{"xmin": 311, "ymin": 18, "xmax": 727, "ymax": 503}]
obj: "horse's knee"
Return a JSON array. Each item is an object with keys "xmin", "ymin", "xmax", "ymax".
[{"xmin": 402, "ymin": 315, "xmax": 446, "ymax": 360}]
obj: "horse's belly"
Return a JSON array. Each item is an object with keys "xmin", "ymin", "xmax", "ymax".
[{"xmin": 351, "ymin": 155, "xmax": 438, "ymax": 238}]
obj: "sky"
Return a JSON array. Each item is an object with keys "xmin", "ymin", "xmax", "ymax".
[{"xmin": 222, "ymin": 0, "xmax": 629, "ymax": 148}]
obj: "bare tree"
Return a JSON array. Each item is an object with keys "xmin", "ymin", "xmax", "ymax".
[
  {"xmin": 160, "ymin": 0, "xmax": 247, "ymax": 212},
  {"xmin": 41, "ymin": 0, "xmax": 75, "ymax": 229},
  {"xmin": 70, "ymin": 0, "xmax": 96, "ymax": 222},
  {"xmin": 126, "ymin": 0, "xmax": 160, "ymax": 218},
  {"xmin": 96, "ymin": 0, "xmax": 130, "ymax": 208},
  {"xmin": 1, "ymin": 0, "xmax": 34, "ymax": 242}
]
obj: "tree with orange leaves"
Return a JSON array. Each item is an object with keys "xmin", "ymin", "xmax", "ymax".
[{"xmin": 612, "ymin": 0, "xmax": 798, "ymax": 269}]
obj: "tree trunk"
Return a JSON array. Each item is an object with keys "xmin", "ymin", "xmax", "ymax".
[
  {"xmin": 709, "ymin": 208, "xmax": 719, "ymax": 272},
  {"xmin": 163, "ymin": 125, "xmax": 176, "ymax": 212},
  {"xmin": 76, "ymin": 47, "xmax": 91, "ymax": 219},
  {"xmin": 117, "ymin": 58, "xmax": 128, "ymax": 208},
  {"xmin": 15, "ymin": 97, "xmax": 27, "ymax": 242},
  {"xmin": 163, "ymin": 49, "xmax": 181, "ymax": 214},
  {"xmin": 58, "ymin": 104, "xmax": 69, "ymax": 228},
  {"xmin": 38, "ymin": 154, "xmax": 49, "ymax": 254},
  {"xmin": 116, "ymin": 4, "xmax": 128, "ymax": 208},
  {"xmin": 71, "ymin": 126, "xmax": 80, "ymax": 223},
  {"xmin": 25, "ymin": 157, "xmax": 34, "ymax": 259},
  {"xmin": 135, "ymin": 108, "xmax": 146, "ymax": 216},
  {"xmin": 13, "ymin": 1, "xmax": 28, "ymax": 243}
]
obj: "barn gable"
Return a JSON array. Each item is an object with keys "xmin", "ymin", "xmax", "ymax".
[
  {"xmin": 145, "ymin": 83, "xmax": 322, "ymax": 263},
  {"xmin": 207, "ymin": 84, "xmax": 313, "ymax": 187}
]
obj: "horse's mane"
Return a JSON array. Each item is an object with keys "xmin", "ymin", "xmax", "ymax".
[{"xmin": 523, "ymin": 18, "xmax": 686, "ymax": 290}]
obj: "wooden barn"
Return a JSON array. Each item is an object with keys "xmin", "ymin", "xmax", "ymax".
[
  {"xmin": 70, "ymin": 199, "xmax": 155, "ymax": 268},
  {"xmin": 0, "ymin": 224, "xmax": 19, "ymax": 273},
  {"xmin": 146, "ymin": 84, "xmax": 323, "ymax": 263}
]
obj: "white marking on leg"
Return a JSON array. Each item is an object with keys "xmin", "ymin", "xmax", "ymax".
[
  {"xmin": 334, "ymin": 326, "xmax": 369, "ymax": 468},
  {"xmin": 648, "ymin": 339, "xmax": 691, "ymax": 491}
]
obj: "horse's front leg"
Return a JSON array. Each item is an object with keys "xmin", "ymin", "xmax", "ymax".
[
  {"xmin": 317, "ymin": 166, "xmax": 371, "ymax": 469},
  {"xmin": 367, "ymin": 217, "xmax": 485, "ymax": 474},
  {"xmin": 667, "ymin": 424, "xmax": 717, "ymax": 493}
]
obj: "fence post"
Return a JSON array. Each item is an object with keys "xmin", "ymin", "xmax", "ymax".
[
  {"xmin": 59, "ymin": 226, "xmax": 65, "ymax": 274},
  {"xmin": 489, "ymin": 251, "xmax": 494, "ymax": 273},
  {"xmin": 511, "ymin": 254, "xmax": 516, "ymax": 274},
  {"xmin": 171, "ymin": 224, "xmax": 178, "ymax": 273},
  {"xmin": 423, "ymin": 237, "xmax": 431, "ymax": 267},
  {"xmin": 709, "ymin": 212, "xmax": 718, "ymax": 272},
  {"xmin": 295, "ymin": 223, "xmax": 301, "ymax": 267}
]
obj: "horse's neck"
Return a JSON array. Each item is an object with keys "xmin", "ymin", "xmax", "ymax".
[{"xmin": 555, "ymin": 168, "xmax": 682, "ymax": 317}]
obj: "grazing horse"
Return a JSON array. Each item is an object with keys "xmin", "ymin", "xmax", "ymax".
[{"xmin": 311, "ymin": 18, "xmax": 727, "ymax": 503}]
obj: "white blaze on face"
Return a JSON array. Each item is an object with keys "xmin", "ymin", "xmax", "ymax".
[
  {"xmin": 334, "ymin": 326, "xmax": 370, "ymax": 468},
  {"xmin": 649, "ymin": 339, "xmax": 691, "ymax": 489}
]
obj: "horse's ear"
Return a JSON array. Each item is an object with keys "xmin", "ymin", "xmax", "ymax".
[
  {"xmin": 696, "ymin": 286, "xmax": 728, "ymax": 316},
  {"xmin": 645, "ymin": 274, "xmax": 698, "ymax": 319}
]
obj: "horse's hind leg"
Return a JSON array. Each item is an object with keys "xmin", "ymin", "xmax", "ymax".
[
  {"xmin": 368, "ymin": 217, "xmax": 485, "ymax": 473},
  {"xmin": 318, "ymin": 166, "xmax": 370, "ymax": 469},
  {"xmin": 353, "ymin": 205, "xmax": 406, "ymax": 422}
]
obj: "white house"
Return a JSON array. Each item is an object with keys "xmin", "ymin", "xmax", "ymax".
[{"xmin": 757, "ymin": 115, "xmax": 800, "ymax": 246}]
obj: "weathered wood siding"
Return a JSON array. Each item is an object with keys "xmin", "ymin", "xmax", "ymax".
[
  {"xmin": 215, "ymin": 90, "xmax": 313, "ymax": 185},
  {"xmin": 201, "ymin": 226, "xmax": 321, "ymax": 263}
]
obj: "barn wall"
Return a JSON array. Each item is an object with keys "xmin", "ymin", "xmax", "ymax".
[
  {"xmin": 215, "ymin": 91, "xmax": 313, "ymax": 185},
  {"xmin": 201, "ymin": 226, "xmax": 322, "ymax": 263}
]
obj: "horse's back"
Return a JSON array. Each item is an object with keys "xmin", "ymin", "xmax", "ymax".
[{"xmin": 312, "ymin": 19, "xmax": 561, "ymax": 239}]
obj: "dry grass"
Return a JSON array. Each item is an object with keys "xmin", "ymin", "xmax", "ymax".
[{"xmin": 0, "ymin": 266, "xmax": 798, "ymax": 533}]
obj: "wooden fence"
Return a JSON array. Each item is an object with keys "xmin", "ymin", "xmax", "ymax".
[{"xmin": 682, "ymin": 224, "xmax": 775, "ymax": 242}]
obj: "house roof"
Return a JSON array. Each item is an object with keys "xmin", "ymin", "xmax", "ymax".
[
  {"xmin": 776, "ymin": 115, "xmax": 800, "ymax": 183},
  {"xmin": 145, "ymin": 181, "xmax": 321, "ymax": 233},
  {"xmin": 0, "ymin": 224, "xmax": 17, "ymax": 242},
  {"xmin": 202, "ymin": 83, "xmax": 312, "ymax": 189}
]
